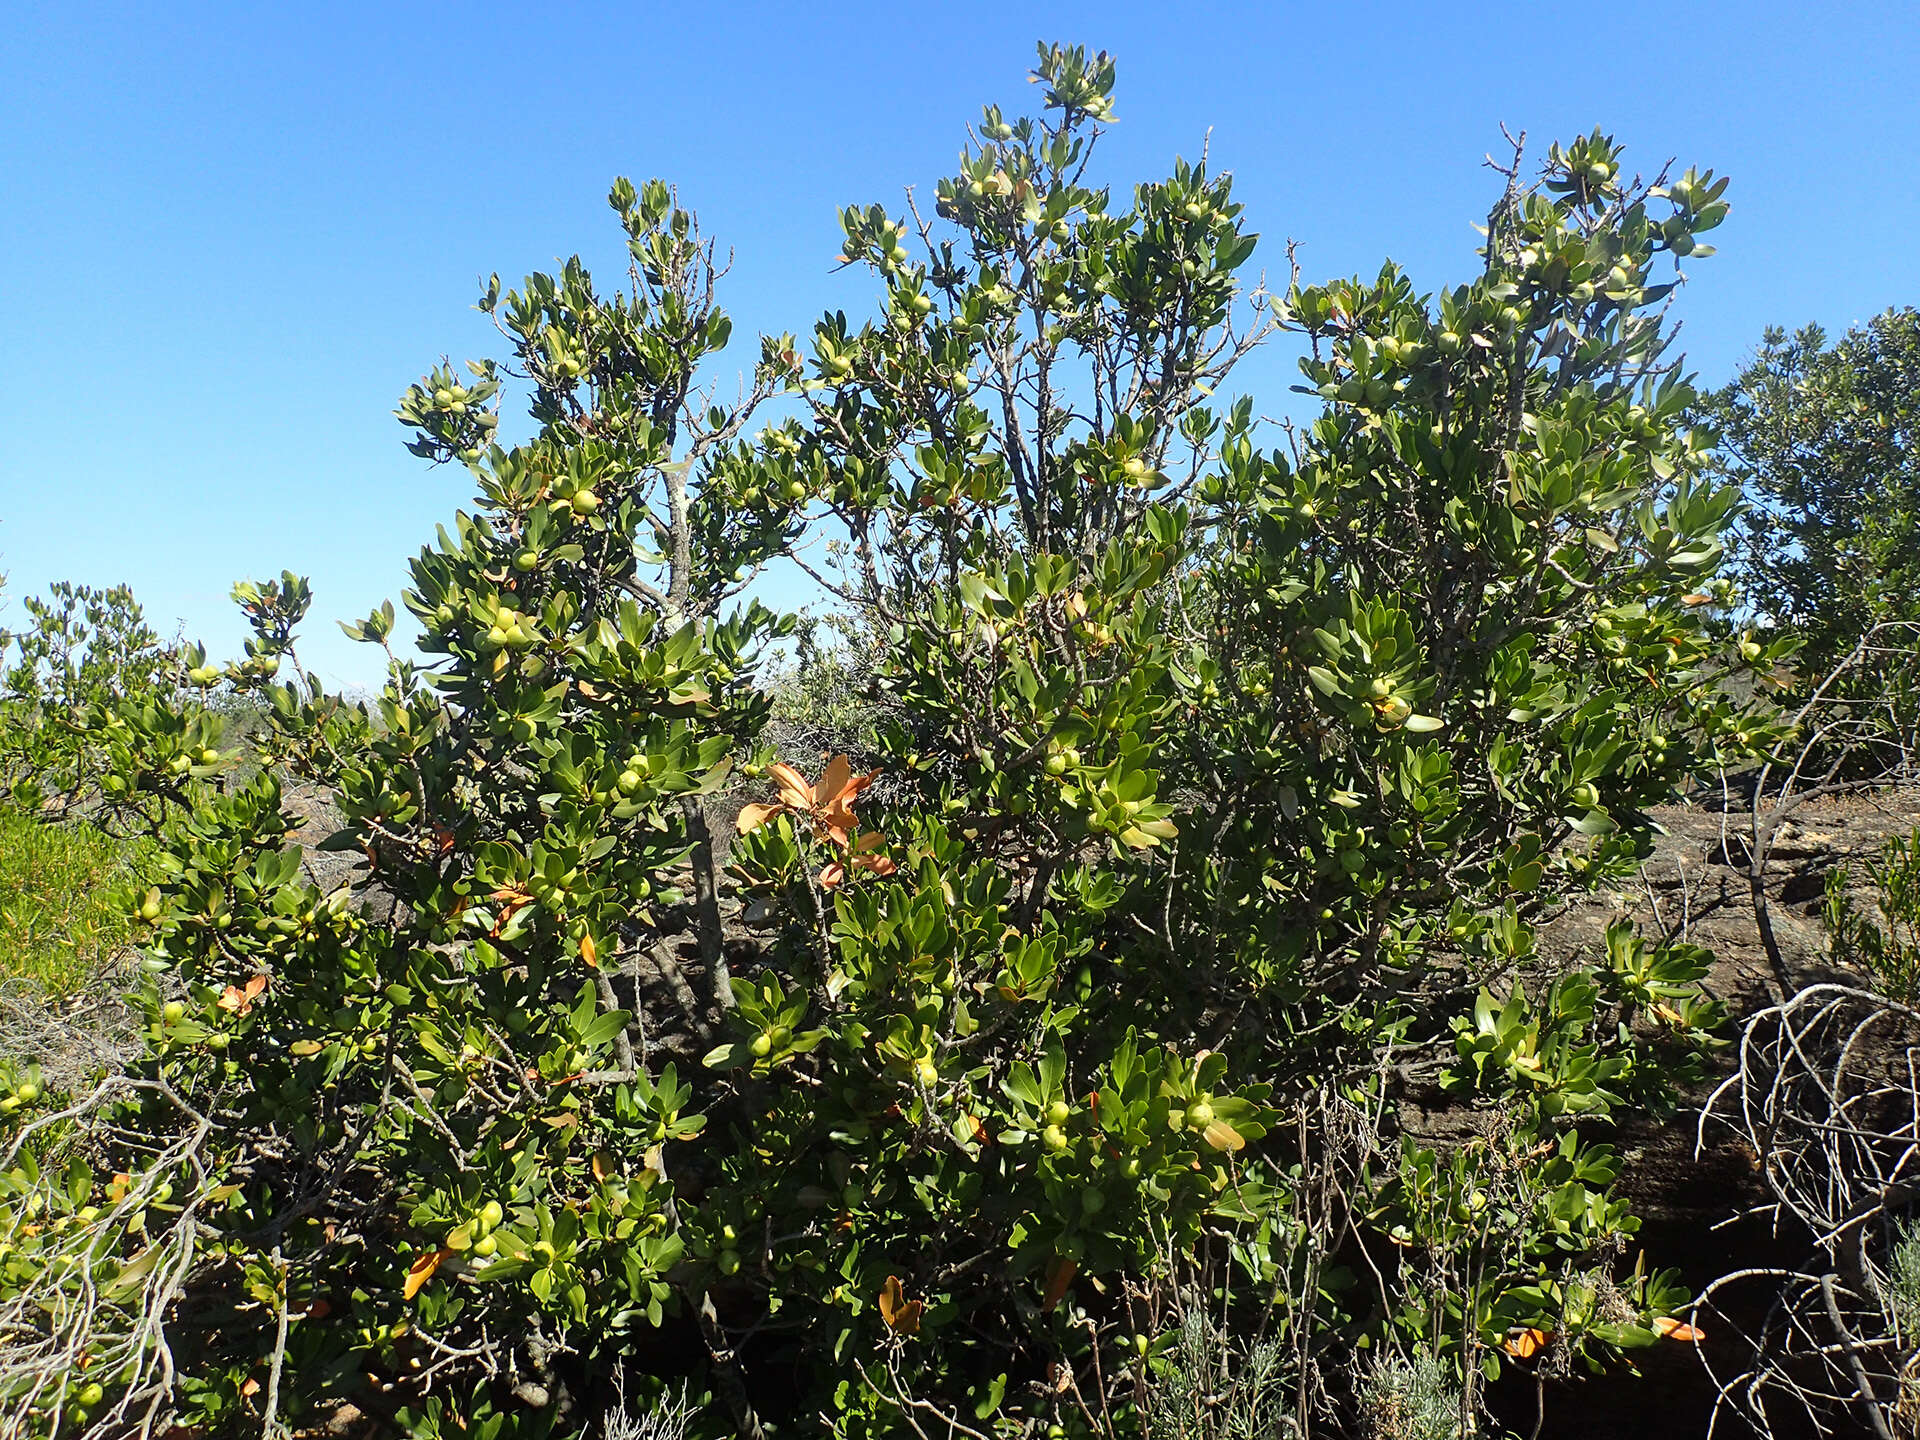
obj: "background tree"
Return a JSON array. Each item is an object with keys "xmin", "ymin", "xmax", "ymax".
[{"xmin": 1707, "ymin": 308, "xmax": 1920, "ymax": 672}]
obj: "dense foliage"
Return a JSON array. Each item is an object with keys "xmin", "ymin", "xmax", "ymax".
[
  {"xmin": 0, "ymin": 45, "xmax": 1793, "ymax": 1440},
  {"xmin": 1706, "ymin": 307, "xmax": 1920, "ymax": 673}
]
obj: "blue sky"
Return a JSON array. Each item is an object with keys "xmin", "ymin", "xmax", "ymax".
[{"xmin": 4, "ymin": 2, "xmax": 1916, "ymax": 689}]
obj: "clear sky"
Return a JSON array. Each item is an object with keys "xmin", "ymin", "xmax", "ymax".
[{"xmin": 4, "ymin": 1, "xmax": 1916, "ymax": 689}]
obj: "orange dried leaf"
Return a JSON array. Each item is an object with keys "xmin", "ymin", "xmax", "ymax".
[
  {"xmin": 579, "ymin": 933, "xmax": 598, "ymax": 969},
  {"xmin": 814, "ymin": 754, "xmax": 854, "ymax": 807},
  {"xmin": 767, "ymin": 762, "xmax": 814, "ymax": 809},
  {"xmin": 218, "ymin": 974, "xmax": 269, "ymax": 1016},
  {"xmin": 404, "ymin": 1249, "xmax": 450, "ymax": 1301},
  {"xmin": 736, "ymin": 802, "xmax": 785, "ymax": 834},
  {"xmin": 1502, "ymin": 1327, "xmax": 1551, "ymax": 1359},
  {"xmin": 1653, "ymin": 1316, "xmax": 1705, "ymax": 1342},
  {"xmin": 878, "ymin": 1275, "xmax": 923, "ymax": 1335}
]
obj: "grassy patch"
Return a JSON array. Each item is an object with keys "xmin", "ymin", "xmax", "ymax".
[{"xmin": 0, "ymin": 807, "xmax": 147, "ymax": 995}]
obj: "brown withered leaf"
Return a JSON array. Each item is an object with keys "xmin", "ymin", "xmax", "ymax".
[{"xmin": 878, "ymin": 1275, "xmax": 923, "ymax": 1335}]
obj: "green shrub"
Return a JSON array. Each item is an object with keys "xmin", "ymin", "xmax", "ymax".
[
  {"xmin": 1825, "ymin": 826, "xmax": 1920, "ymax": 1004},
  {"xmin": 1356, "ymin": 1351, "xmax": 1462, "ymax": 1440},
  {"xmin": 0, "ymin": 46, "xmax": 1752, "ymax": 1440},
  {"xmin": 1141, "ymin": 1306, "xmax": 1292, "ymax": 1440}
]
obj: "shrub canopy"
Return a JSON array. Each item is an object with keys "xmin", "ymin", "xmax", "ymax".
[{"xmin": 0, "ymin": 44, "xmax": 1779, "ymax": 1440}]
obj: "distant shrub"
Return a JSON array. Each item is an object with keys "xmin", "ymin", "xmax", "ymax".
[{"xmin": 1825, "ymin": 825, "xmax": 1920, "ymax": 1004}]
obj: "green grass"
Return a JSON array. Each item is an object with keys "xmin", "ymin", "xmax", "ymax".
[{"xmin": 0, "ymin": 807, "xmax": 148, "ymax": 995}]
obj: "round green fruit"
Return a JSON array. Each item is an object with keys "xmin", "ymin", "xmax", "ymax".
[
  {"xmin": 1045, "ymin": 1100, "xmax": 1071, "ymax": 1127},
  {"xmin": 570, "ymin": 490, "xmax": 600, "ymax": 516},
  {"xmin": 479, "ymin": 1200, "xmax": 504, "ymax": 1230},
  {"xmin": 915, "ymin": 1059, "xmax": 939, "ymax": 1087},
  {"xmin": 717, "ymin": 1249, "xmax": 743, "ymax": 1276},
  {"xmin": 1045, "ymin": 753, "xmax": 1068, "ymax": 776},
  {"xmin": 162, "ymin": 1001, "xmax": 185, "ymax": 1024},
  {"xmin": 1079, "ymin": 1187, "xmax": 1106, "ymax": 1217},
  {"xmin": 513, "ymin": 550, "xmax": 539, "ymax": 573},
  {"xmin": 16, "ymin": 1082, "xmax": 40, "ymax": 1104},
  {"xmin": 1185, "ymin": 1099, "xmax": 1214, "ymax": 1129},
  {"xmin": 77, "ymin": 1384, "xmax": 105, "ymax": 1408},
  {"xmin": 750, "ymin": 1034, "xmax": 773, "ymax": 1058},
  {"xmin": 1041, "ymin": 1125, "xmax": 1069, "ymax": 1153},
  {"xmin": 472, "ymin": 1233, "xmax": 498, "ymax": 1258}
]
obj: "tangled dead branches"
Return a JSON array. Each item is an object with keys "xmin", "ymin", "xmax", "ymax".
[{"xmin": 1697, "ymin": 984, "xmax": 1920, "ymax": 1438}]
